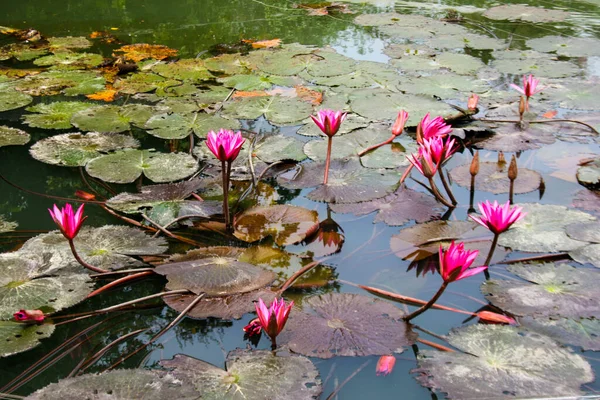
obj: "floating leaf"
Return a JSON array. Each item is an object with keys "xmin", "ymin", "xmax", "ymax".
[
  {"xmin": 28, "ymin": 369, "xmax": 200, "ymax": 400},
  {"xmin": 204, "ymin": 53, "xmax": 251, "ymax": 75},
  {"xmin": 566, "ymin": 221, "xmax": 600, "ymax": 243},
  {"xmin": 71, "ymin": 104, "xmax": 155, "ymax": 133},
  {"xmin": 498, "ymin": 203, "xmax": 595, "ymax": 252},
  {"xmin": 305, "ymin": 60, "xmax": 401, "ymax": 90},
  {"xmin": 254, "ymin": 134, "xmax": 307, "ymax": 163},
  {"xmin": 569, "ymin": 244, "xmax": 600, "ymax": 269},
  {"xmin": 0, "ymin": 43, "xmax": 48, "ymax": 61},
  {"xmin": 521, "ymin": 316, "xmax": 600, "ymax": 351},
  {"xmin": 353, "ymin": 12, "xmax": 404, "ymax": 26},
  {"xmin": 0, "ymin": 89, "xmax": 33, "ymax": 112},
  {"xmin": 279, "ymin": 293, "xmax": 417, "ymax": 358},
  {"xmin": 483, "ymin": 263, "xmax": 600, "ymax": 318},
  {"xmin": 234, "ymin": 205, "xmax": 319, "ymax": 246},
  {"xmin": 526, "ymin": 35, "xmax": 600, "ymax": 57},
  {"xmin": 113, "ymin": 72, "xmax": 179, "ymax": 95},
  {"xmin": 152, "ymin": 59, "xmax": 213, "ymax": 83},
  {"xmin": 222, "ymin": 95, "xmax": 313, "ymax": 125},
  {"xmin": 277, "ymin": 157, "xmax": 401, "ymax": 203},
  {"xmin": 475, "ymin": 123, "xmax": 556, "ymax": 152},
  {"xmin": 490, "ymin": 50, "xmax": 579, "ymax": 79},
  {"xmin": 33, "ymin": 52, "xmax": 103, "ymax": 70},
  {"xmin": 23, "ymin": 101, "xmax": 94, "ymax": 130},
  {"xmin": 450, "ymin": 161, "xmax": 542, "ymax": 194},
  {"xmin": 145, "ymin": 112, "xmax": 240, "ymax": 140},
  {"xmin": 115, "ymin": 43, "xmax": 178, "ymax": 62},
  {"xmin": 255, "ymin": 49, "xmax": 356, "ymax": 78},
  {"xmin": 0, "ymin": 321, "xmax": 55, "ymax": 358},
  {"xmin": 396, "ymin": 73, "xmax": 488, "ymax": 100},
  {"xmin": 330, "ymin": 187, "xmax": 442, "ymax": 226},
  {"xmin": 0, "ymin": 126, "xmax": 30, "ymax": 147},
  {"xmin": 425, "ymin": 33, "xmax": 507, "ymax": 51},
  {"xmin": 48, "ymin": 36, "xmax": 92, "ymax": 50},
  {"xmin": 161, "ymin": 350, "xmax": 321, "ymax": 400},
  {"xmin": 434, "ymin": 53, "xmax": 485, "ymax": 75},
  {"xmin": 483, "ymin": 4, "xmax": 570, "ymax": 22},
  {"xmin": 577, "ymin": 157, "xmax": 600, "ymax": 189},
  {"xmin": 414, "ymin": 324, "xmax": 593, "ymax": 399},
  {"xmin": 218, "ymin": 73, "xmax": 298, "ymax": 91},
  {"xmin": 573, "ymin": 189, "xmax": 600, "ymax": 215},
  {"xmin": 30, "ymin": 132, "xmax": 140, "ymax": 167},
  {"xmin": 0, "ymin": 252, "xmax": 93, "ymax": 320},
  {"xmin": 15, "ymin": 70, "xmax": 106, "ymax": 96}
]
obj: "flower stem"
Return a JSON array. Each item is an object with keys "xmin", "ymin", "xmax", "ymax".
[
  {"xmin": 437, "ymin": 167, "xmax": 457, "ymax": 205},
  {"xmin": 509, "ymin": 179, "xmax": 515, "ymax": 205},
  {"xmin": 323, "ymin": 136, "xmax": 333, "ymax": 185},
  {"xmin": 483, "ymin": 233, "xmax": 499, "ymax": 280},
  {"xmin": 221, "ymin": 160, "xmax": 231, "ymax": 232},
  {"xmin": 427, "ymin": 178, "xmax": 454, "ymax": 208},
  {"xmin": 68, "ymin": 239, "xmax": 107, "ymax": 273},
  {"xmin": 404, "ymin": 281, "xmax": 449, "ymax": 322},
  {"xmin": 468, "ymin": 174, "xmax": 476, "ymax": 213},
  {"xmin": 271, "ymin": 335, "xmax": 277, "ymax": 351},
  {"xmin": 357, "ymin": 135, "xmax": 394, "ymax": 157}
]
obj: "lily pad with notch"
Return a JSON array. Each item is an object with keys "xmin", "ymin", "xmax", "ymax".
[
  {"xmin": 222, "ymin": 95, "xmax": 313, "ymax": 125},
  {"xmin": 0, "ymin": 321, "xmax": 55, "ymax": 358},
  {"xmin": 0, "ymin": 89, "xmax": 33, "ymax": 112},
  {"xmin": 450, "ymin": 161, "xmax": 542, "ymax": 194},
  {"xmin": 14, "ymin": 70, "xmax": 106, "ymax": 96},
  {"xmin": 145, "ymin": 112, "xmax": 240, "ymax": 140},
  {"xmin": 490, "ymin": 50, "xmax": 579, "ymax": 79},
  {"xmin": 0, "ymin": 43, "xmax": 48, "ymax": 61},
  {"xmin": 395, "ymin": 73, "xmax": 488, "ymax": 100},
  {"xmin": 85, "ymin": 149, "xmax": 198, "ymax": 183},
  {"xmin": 113, "ymin": 72, "xmax": 180, "ymax": 95},
  {"xmin": 521, "ymin": 316, "xmax": 600, "ymax": 351},
  {"xmin": 151, "ymin": 59, "xmax": 213, "ymax": 83},
  {"xmin": 47, "ymin": 36, "xmax": 92, "ymax": 50},
  {"xmin": 33, "ymin": 52, "xmax": 103, "ymax": 70},
  {"xmin": 474, "ymin": 122, "xmax": 556, "ymax": 152},
  {"xmin": 254, "ymin": 134, "xmax": 307, "ymax": 163},
  {"xmin": 71, "ymin": 104, "xmax": 155, "ymax": 133},
  {"xmin": 526, "ymin": 35, "xmax": 600, "ymax": 58},
  {"xmin": 414, "ymin": 324, "xmax": 593, "ymax": 399},
  {"xmin": 0, "ymin": 126, "xmax": 30, "ymax": 147},
  {"xmin": 278, "ymin": 293, "xmax": 417, "ymax": 358},
  {"xmin": 23, "ymin": 101, "xmax": 93, "ymax": 130}
]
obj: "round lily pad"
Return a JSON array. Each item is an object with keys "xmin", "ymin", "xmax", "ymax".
[
  {"xmin": 113, "ymin": 72, "xmax": 179, "ymax": 95},
  {"xmin": 475, "ymin": 123, "xmax": 556, "ymax": 152},
  {"xmin": 569, "ymin": 244, "xmax": 600, "ymax": 269},
  {"xmin": 15, "ymin": 70, "xmax": 106, "ymax": 96},
  {"xmin": 33, "ymin": 52, "xmax": 103, "ymax": 70},
  {"xmin": 425, "ymin": 33, "xmax": 507, "ymax": 51},
  {"xmin": 490, "ymin": 50, "xmax": 579, "ymax": 78},
  {"xmin": 543, "ymin": 81, "xmax": 600, "ymax": 111},
  {"xmin": 28, "ymin": 369, "xmax": 200, "ymax": 400},
  {"xmin": 0, "ymin": 251, "xmax": 93, "ymax": 320},
  {"xmin": 86, "ymin": 149, "xmax": 198, "ymax": 183},
  {"xmin": 360, "ymin": 136, "xmax": 419, "ymax": 169},
  {"xmin": 47, "ymin": 36, "xmax": 92, "ymax": 50},
  {"xmin": 23, "ymin": 101, "xmax": 93, "ymax": 130},
  {"xmin": 414, "ymin": 324, "xmax": 593, "ymax": 399},
  {"xmin": 30, "ymin": 132, "xmax": 140, "ymax": 167},
  {"xmin": 279, "ymin": 293, "xmax": 417, "ymax": 358},
  {"xmin": 0, "ymin": 126, "xmax": 30, "ymax": 147},
  {"xmin": 152, "ymin": 59, "xmax": 213, "ymax": 83},
  {"xmin": 526, "ymin": 35, "xmax": 600, "ymax": 58},
  {"xmin": 0, "ymin": 43, "xmax": 48, "ymax": 61},
  {"xmin": 160, "ymin": 350, "xmax": 322, "ymax": 400},
  {"xmin": 450, "ymin": 161, "xmax": 542, "ymax": 194},
  {"xmin": 434, "ymin": 53, "xmax": 486, "ymax": 76},
  {"xmin": 305, "ymin": 61, "xmax": 401, "ymax": 90},
  {"xmin": 254, "ymin": 134, "xmax": 307, "ymax": 163},
  {"xmin": 483, "ymin": 4, "xmax": 570, "ymax": 22},
  {"xmin": 145, "ymin": 112, "xmax": 240, "ymax": 140},
  {"xmin": 483, "ymin": 262, "xmax": 600, "ymax": 318},
  {"xmin": 277, "ymin": 157, "xmax": 401, "ymax": 203},
  {"xmin": 0, "ymin": 321, "xmax": 55, "ymax": 358},
  {"xmin": 72, "ymin": 104, "xmax": 155, "ymax": 133},
  {"xmin": 234, "ymin": 205, "xmax": 319, "ymax": 246},
  {"xmin": 330, "ymin": 186, "xmax": 442, "ymax": 226},
  {"xmin": 217, "ymin": 73, "xmax": 298, "ymax": 91},
  {"xmin": 521, "ymin": 316, "xmax": 600, "ymax": 351},
  {"xmin": 573, "ymin": 189, "xmax": 600, "ymax": 215},
  {"xmin": 222, "ymin": 95, "xmax": 313, "ymax": 125},
  {"xmin": 396, "ymin": 73, "xmax": 488, "ymax": 100},
  {"xmin": 498, "ymin": 203, "xmax": 595, "ymax": 252},
  {"xmin": 577, "ymin": 157, "xmax": 600, "ymax": 189},
  {"xmin": 0, "ymin": 89, "xmax": 32, "ymax": 112}
]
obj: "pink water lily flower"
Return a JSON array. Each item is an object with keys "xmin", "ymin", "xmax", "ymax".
[
  {"xmin": 469, "ymin": 200, "xmax": 526, "ymax": 235},
  {"xmin": 205, "ymin": 129, "xmax": 246, "ymax": 163},
  {"xmin": 376, "ymin": 355, "xmax": 396, "ymax": 376},
  {"xmin": 14, "ymin": 309, "xmax": 45, "ymax": 323},
  {"xmin": 255, "ymin": 298, "xmax": 293, "ymax": 341},
  {"xmin": 422, "ymin": 136, "xmax": 457, "ymax": 165},
  {"xmin": 48, "ymin": 203, "xmax": 87, "ymax": 240},
  {"xmin": 407, "ymin": 145, "xmax": 439, "ymax": 178},
  {"xmin": 311, "ymin": 109, "xmax": 347, "ymax": 137},
  {"xmin": 439, "ymin": 241, "xmax": 487, "ymax": 283},
  {"xmin": 510, "ymin": 74, "xmax": 543, "ymax": 99},
  {"xmin": 391, "ymin": 110, "xmax": 409, "ymax": 136},
  {"xmin": 419, "ymin": 113, "xmax": 452, "ymax": 142},
  {"xmin": 243, "ymin": 317, "xmax": 262, "ymax": 337}
]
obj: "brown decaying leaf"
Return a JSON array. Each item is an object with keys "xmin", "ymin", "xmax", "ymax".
[
  {"xmin": 114, "ymin": 43, "xmax": 178, "ymax": 62},
  {"xmin": 86, "ymin": 88, "xmax": 118, "ymax": 102},
  {"xmin": 295, "ymin": 85, "xmax": 323, "ymax": 105},
  {"xmin": 89, "ymin": 31, "xmax": 119, "ymax": 43},
  {"xmin": 543, "ymin": 110, "xmax": 558, "ymax": 119},
  {"xmin": 251, "ymin": 39, "xmax": 282, "ymax": 49},
  {"xmin": 232, "ymin": 90, "xmax": 271, "ymax": 99}
]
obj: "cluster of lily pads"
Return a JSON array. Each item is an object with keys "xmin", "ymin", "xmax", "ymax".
[{"xmin": 0, "ymin": 2, "xmax": 600, "ymax": 398}]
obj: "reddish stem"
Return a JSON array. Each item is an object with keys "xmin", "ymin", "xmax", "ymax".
[
  {"xmin": 358, "ymin": 135, "xmax": 394, "ymax": 157},
  {"xmin": 323, "ymin": 136, "xmax": 333, "ymax": 185},
  {"xmin": 68, "ymin": 239, "xmax": 108, "ymax": 274},
  {"xmin": 86, "ymin": 271, "xmax": 154, "ymax": 298},
  {"xmin": 222, "ymin": 160, "xmax": 231, "ymax": 232},
  {"xmin": 404, "ymin": 281, "xmax": 449, "ymax": 322}
]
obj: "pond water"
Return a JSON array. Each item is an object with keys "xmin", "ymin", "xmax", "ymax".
[{"xmin": 1, "ymin": 0, "xmax": 600, "ymax": 399}]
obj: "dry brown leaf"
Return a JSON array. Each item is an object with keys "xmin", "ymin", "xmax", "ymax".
[
  {"xmin": 232, "ymin": 90, "xmax": 271, "ymax": 99},
  {"xmin": 89, "ymin": 31, "xmax": 119, "ymax": 43},
  {"xmin": 295, "ymin": 85, "xmax": 323, "ymax": 105},
  {"xmin": 115, "ymin": 43, "xmax": 178, "ymax": 62},
  {"xmin": 251, "ymin": 39, "xmax": 282, "ymax": 49},
  {"xmin": 543, "ymin": 110, "xmax": 558, "ymax": 119},
  {"xmin": 86, "ymin": 88, "xmax": 118, "ymax": 102}
]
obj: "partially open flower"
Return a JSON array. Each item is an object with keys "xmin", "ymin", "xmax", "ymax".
[
  {"xmin": 310, "ymin": 109, "xmax": 347, "ymax": 138},
  {"xmin": 14, "ymin": 309, "xmax": 45, "ymax": 323},
  {"xmin": 439, "ymin": 241, "xmax": 487, "ymax": 283},
  {"xmin": 243, "ymin": 317, "xmax": 262, "ymax": 337},
  {"xmin": 418, "ymin": 113, "xmax": 452, "ymax": 143},
  {"xmin": 510, "ymin": 74, "xmax": 543, "ymax": 99},
  {"xmin": 376, "ymin": 355, "xmax": 396, "ymax": 376},
  {"xmin": 74, "ymin": 190, "xmax": 96, "ymax": 201},
  {"xmin": 391, "ymin": 110, "xmax": 409, "ymax": 137},
  {"xmin": 255, "ymin": 298, "xmax": 294, "ymax": 341},
  {"xmin": 48, "ymin": 203, "xmax": 87, "ymax": 240},
  {"xmin": 467, "ymin": 93, "xmax": 479, "ymax": 111},
  {"xmin": 469, "ymin": 200, "xmax": 526, "ymax": 235},
  {"xmin": 205, "ymin": 129, "xmax": 246, "ymax": 163},
  {"xmin": 477, "ymin": 311, "xmax": 516, "ymax": 325}
]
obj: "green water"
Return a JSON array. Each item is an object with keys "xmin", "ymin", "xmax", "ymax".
[{"xmin": 1, "ymin": 0, "xmax": 600, "ymax": 398}]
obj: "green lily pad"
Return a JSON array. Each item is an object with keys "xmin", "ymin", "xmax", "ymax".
[
  {"xmin": 254, "ymin": 49, "xmax": 356, "ymax": 78},
  {"xmin": 434, "ymin": 53, "xmax": 486, "ymax": 75},
  {"xmin": 23, "ymin": 101, "xmax": 94, "ymax": 130},
  {"xmin": 279, "ymin": 293, "xmax": 417, "ymax": 358},
  {"xmin": 113, "ymin": 72, "xmax": 180, "ymax": 95},
  {"xmin": 414, "ymin": 324, "xmax": 593, "ymax": 399},
  {"xmin": 396, "ymin": 73, "xmax": 488, "ymax": 99},
  {"xmin": 0, "ymin": 321, "xmax": 55, "ymax": 358},
  {"xmin": 304, "ymin": 60, "xmax": 401, "ymax": 90},
  {"xmin": 498, "ymin": 204, "xmax": 595, "ymax": 252},
  {"xmin": 29, "ymin": 132, "xmax": 140, "ymax": 167},
  {"xmin": 491, "ymin": 50, "xmax": 580, "ymax": 78},
  {"xmin": 543, "ymin": 81, "xmax": 600, "ymax": 111},
  {"xmin": 21, "ymin": 226, "xmax": 168, "ymax": 271},
  {"xmin": 0, "ymin": 43, "xmax": 48, "ymax": 61},
  {"xmin": 0, "ymin": 251, "xmax": 93, "ymax": 320},
  {"xmin": 47, "ymin": 36, "xmax": 92, "ymax": 50},
  {"xmin": 569, "ymin": 244, "xmax": 600, "ymax": 269},
  {"xmin": 521, "ymin": 316, "xmax": 600, "ymax": 351},
  {"xmin": 86, "ymin": 149, "xmax": 198, "ymax": 183},
  {"xmin": 254, "ymin": 134, "xmax": 307, "ymax": 163},
  {"xmin": 234, "ymin": 205, "xmax": 319, "ymax": 246},
  {"xmin": 28, "ymin": 369, "xmax": 201, "ymax": 400},
  {"xmin": 204, "ymin": 53, "xmax": 251, "ymax": 75},
  {"xmin": 152, "ymin": 59, "xmax": 214, "ymax": 83},
  {"xmin": 483, "ymin": 5, "xmax": 570, "ymax": 22},
  {"xmin": 353, "ymin": 12, "xmax": 404, "ymax": 26},
  {"xmin": 425, "ymin": 33, "xmax": 507, "ymax": 51},
  {"xmin": 526, "ymin": 35, "xmax": 600, "ymax": 57},
  {"xmin": 0, "ymin": 126, "xmax": 30, "ymax": 147},
  {"xmin": 576, "ymin": 157, "xmax": 600, "ymax": 189},
  {"xmin": 222, "ymin": 95, "xmax": 313, "ymax": 125},
  {"xmin": 145, "ymin": 112, "xmax": 240, "ymax": 140},
  {"xmin": 217, "ymin": 73, "xmax": 298, "ymax": 91},
  {"xmin": 278, "ymin": 157, "xmax": 401, "ymax": 203},
  {"xmin": 14, "ymin": 70, "xmax": 106, "ymax": 96},
  {"xmin": 330, "ymin": 186, "xmax": 442, "ymax": 226},
  {"xmin": 350, "ymin": 89, "xmax": 455, "ymax": 126},
  {"xmin": 0, "ymin": 216, "xmax": 17, "ymax": 233},
  {"xmin": 72, "ymin": 104, "xmax": 155, "ymax": 133},
  {"xmin": 161, "ymin": 350, "xmax": 322, "ymax": 400},
  {"xmin": 361, "ymin": 136, "xmax": 419, "ymax": 169},
  {"xmin": 0, "ymin": 89, "xmax": 33, "ymax": 112},
  {"xmin": 450, "ymin": 161, "xmax": 542, "ymax": 194},
  {"xmin": 483, "ymin": 263, "xmax": 600, "ymax": 318},
  {"xmin": 33, "ymin": 52, "xmax": 103, "ymax": 70},
  {"xmin": 303, "ymin": 126, "xmax": 390, "ymax": 161},
  {"xmin": 378, "ymin": 16, "xmax": 470, "ymax": 41}
]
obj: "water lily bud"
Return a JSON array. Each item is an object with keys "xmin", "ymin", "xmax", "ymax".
[
  {"xmin": 376, "ymin": 355, "xmax": 396, "ymax": 376},
  {"xmin": 470, "ymin": 151, "xmax": 479, "ymax": 176},
  {"xmin": 415, "ymin": 121, "xmax": 424, "ymax": 144},
  {"xmin": 508, "ymin": 155, "xmax": 518, "ymax": 181},
  {"xmin": 497, "ymin": 151, "xmax": 506, "ymax": 165},
  {"xmin": 478, "ymin": 311, "xmax": 516, "ymax": 325},
  {"xmin": 420, "ymin": 155, "xmax": 435, "ymax": 178},
  {"xmin": 519, "ymin": 96, "xmax": 526, "ymax": 119},
  {"xmin": 14, "ymin": 309, "xmax": 45, "ymax": 323},
  {"xmin": 75, "ymin": 190, "xmax": 96, "ymax": 201},
  {"xmin": 467, "ymin": 93, "xmax": 479, "ymax": 111},
  {"xmin": 391, "ymin": 110, "xmax": 409, "ymax": 137}
]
